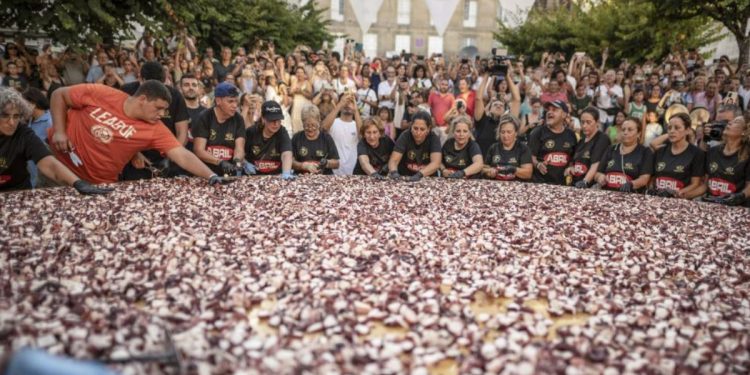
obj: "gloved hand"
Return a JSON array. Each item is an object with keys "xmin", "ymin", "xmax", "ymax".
[
  {"xmin": 319, "ymin": 158, "xmax": 328, "ymax": 169},
  {"xmin": 721, "ymin": 192, "xmax": 746, "ymax": 206},
  {"xmin": 280, "ymin": 170, "xmax": 296, "ymax": 180},
  {"xmin": 618, "ymin": 181, "xmax": 634, "ymax": 193},
  {"xmin": 658, "ymin": 189, "xmax": 677, "ymax": 198},
  {"xmin": 73, "ymin": 180, "xmax": 114, "ymax": 195},
  {"xmin": 208, "ymin": 174, "xmax": 235, "ymax": 185},
  {"xmin": 388, "ymin": 170, "xmax": 401, "ymax": 179},
  {"xmin": 574, "ymin": 180, "xmax": 590, "ymax": 189},
  {"xmin": 446, "ymin": 170, "xmax": 465, "ymax": 179},
  {"xmin": 371, "ymin": 172, "xmax": 386, "ymax": 180},
  {"xmin": 156, "ymin": 158, "xmax": 170, "ymax": 173},
  {"xmin": 407, "ymin": 171, "xmax": 423, "ymax": 182},
  {"xmin": 702, "ymin": 194, "xmax": 725, "ymax": 204},
  {"xmin": 218, "ymin": 160, "xmax": 237, "ymax": 174},
  {"xmin": 243, "ymin": 161, "xmax": 257, "ymax": 175},
  {"xmin": 646, "ymin": 188, "xmax": 660, "ymax": 196},
  {"xmin": 497, "ymin": 165, "xmax": 517, "ymax": 175},
  {"xmin": 378, "ymin": 165, "xmax": 389, "ymax": 175}
]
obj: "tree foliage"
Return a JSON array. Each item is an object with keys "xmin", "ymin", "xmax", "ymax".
[
  {"xmin": 651, "ymin": 0, "xmax": 750, "ymax": 66},
  {"xmin": 495, "ymin": 0, "xmax": 722, "ymax": 66},
  {"xmin": 0, "ymin": 0, "xmax": 333, "ymax": 54}
]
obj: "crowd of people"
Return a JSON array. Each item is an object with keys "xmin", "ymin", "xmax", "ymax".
[{"xmin": 1, "ymin": 33, "xmax": 748, "ymax": 207}]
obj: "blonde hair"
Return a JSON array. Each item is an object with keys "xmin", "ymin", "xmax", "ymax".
[
  {"xmin": 300, "ymin": 104, "xmax": 321, "ymax": 126},
  {"xmin": 495, "ymin": 114, "xmax": 520, "ymax": 141},
  {"xmin": 448, "ymin": 115, "xmax": 474, "ymax": 139},
  {"xmin": 359, "ymin": 116, "xmax": 384, "ymax": 138}
]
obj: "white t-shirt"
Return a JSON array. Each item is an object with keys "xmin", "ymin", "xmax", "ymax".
[
  {"xmin": 333, "ymin": 78, "xmax": 356, "ymax": 96},
  {"xmin": 357, "ymin": 88, "xmax": 377, "ymax": 117},
  {"xmin": 329, "ymin": 118, "xmax": 359, "ymax": 175},
  {"xmin": 377, "ymin": 80, "xmax": 397, "ymax": 109}
]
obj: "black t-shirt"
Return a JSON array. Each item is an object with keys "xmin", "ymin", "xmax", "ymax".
[
  {"xmin": 213, "ymin": 62, "xmax": 236, "ymax": 82},
  {"xmin": 705, "ymin": 145, "xmax": 750, "ymax": 196},
  {"xmin": 291, "ymin": 131, "xmax": 339, "ymax": 175},
  {"xmin": 192, "ymin": 109, "xmax": 246, "ymax": 174},
  {"xmin": 2, "ymin": 75, "xmax": 28, "ymax": 92},
  {"xmin": 571, "ymin": 131, "xmax": 610, "ymax": 182},
  {"xmin": 245, "ymin": 125, "xmax": 292, "ymax": 175},
  {"xmin": 353, "ymin": 136, "xmax": 394, "ymax": 175},
  {"xmin": 528, "ymin": 125, "xmax": 577, "ymax": 185},
  {"xmin": 653, "ymin": 143, "xmax": 705, "ymax": 190},
  {"xmin": 598, "ymin": 144, "xmax": 654, "ymax": 191},
  {"xmin": 0, "ymin": 125, "xmax": 52, "ymax": 191},
  {"xmin": 474, "ymin": 114, "xmax": 500, "ymax": 156},
  {"xmin": 441, "ymin": 138, "xmax": 482, "ymax": 176},
  {"xmin": 484, "ymin": 141, "xmax": 532, "ymax": 181},
  {"xmin": 393, "ymin": 130, "xmax": 441, "ymax": 176},
  {"xmin": 185, "ymin": 105, "xmax": 206, "ymax": 151}
]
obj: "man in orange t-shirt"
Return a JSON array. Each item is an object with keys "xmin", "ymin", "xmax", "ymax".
[{"xmin": 49, "ymin": 81, "xmax": 232, "ymax": 185}]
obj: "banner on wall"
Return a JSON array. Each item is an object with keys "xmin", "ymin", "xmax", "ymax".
[
  {"xmin": 348, "ymin": 0, "xmax": 385, "ymax": 35},
  {"xmin": 424, "ymin": 0, "xmax": 461, "ymax": 36}
]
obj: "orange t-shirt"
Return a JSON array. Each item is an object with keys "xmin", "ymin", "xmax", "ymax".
[{"xmin": 50, "ymin": 84, "xmax": 182, "ymax": 183}]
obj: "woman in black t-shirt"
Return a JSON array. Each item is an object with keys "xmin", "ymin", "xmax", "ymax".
[
  {"xmin": 482, "ymin": 114, "xmax": 533, "ymax": 181},
  {"xmin": 648, "ymin": 112, "xmax": 705, "ymax": 198},
  {"xmin": 702, "ymin": 116, "xmax": 750, "ymax": 206},
  {"xmin": 440, "ymin": 115, "xmax": 483, "ymax": 179},
  {"xmin": 353, "ymin": 117, "xmax": 394, "ymax": 176},
  {"xmin": 291, "ymin": 105, "xmax": 340, "ymax": 175},
  {"xmin": 387, "ymin": 111, "xmax": 441, "ymax": 181},
  {"xmin": 595, "ymin": 117, "xmax": 654, "ymax": 193},
  {"xmin": 568, "ymin": 108, "xmax": 610, "ymax": 188}
]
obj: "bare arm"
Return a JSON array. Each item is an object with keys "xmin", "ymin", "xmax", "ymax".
[
  {"xmin": 192, "ymin": 138, "xmax": 221, "ymax": 166},
  {"xmin": 358, "ymin": 155, "xmax": 377, "ymax": 175},
  {"xmin": 36, "ymin": 155, "xmax": 80, "ymax": 186},
  {"xmin": 388, "ymin": 151, "xmax": 404, "ymax": 173},
  {"xmin": 165, "ymin": 146, "xmax": 216, "ymax": 178},
  {"xmin": 474, "ymin": 73, "xmax": 491, "ymax": 122},
  {"xmin": 233, "ymin": 137, "xmax": 246, "ymax": 162},
  {"xmin": 464, "ymin": 154, "xmax": 484, "ymax": 177},
  {"xmin": 420, "ymin": 152, "xmax": 443, "ymax": 177},
  {"xmin": 49, "ymin": 87, "xmax": 76, "ymax": 152}
]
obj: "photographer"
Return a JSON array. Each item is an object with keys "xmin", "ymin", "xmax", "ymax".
[
  {"xmin": 698, "ymin": 104, "xmax": 742, "ymax": 151},
  {"xmin": 702, "ymin": 116, "xmax": 750, "ymax": 207}
]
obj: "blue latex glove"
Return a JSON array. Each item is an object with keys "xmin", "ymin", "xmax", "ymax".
[
  {"xmin": 281, "ymin": 170, "xmax": 296, "ymax": 180},
  {"xmin": 243, "ymin": 161, "xmax": 257, "ymax": 175}
]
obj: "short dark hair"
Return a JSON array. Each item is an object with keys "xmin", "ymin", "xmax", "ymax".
[
  {"xmin": 134, "ymin": 80, "xmax": 171, "ymax": 104},
  {"xmin": 180, "ymin": 72, "xmax": 198, "ymax": 83},
  {"xmin": 581, "ymin": 107, "xmax": 600, "ymax": 122},
  {"xmin": 140, "ymin": 61, "xmax": 165, "ymax": 82},
  {"xmin": 22, "ymin": 87, "xmax": 49, "ymax": 110}
]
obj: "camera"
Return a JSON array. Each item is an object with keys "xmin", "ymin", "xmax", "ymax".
[
  {"xmin": 707, "ymin": 120, "xmax": 728, "ymax": 142},
  {"xmin": 672, "ymin": 80, "xmax": 686, "ymax": 90},
  {"xmin": 489, "ymin": 48, "xmax": 515, "ymax": 79}
]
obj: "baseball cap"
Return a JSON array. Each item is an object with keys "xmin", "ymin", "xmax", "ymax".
[
  {"xmin": 214, "ymin": 82, "xmax": 240, "ymax": 98},
  {"xmin": 262, "ymin": 101, "xmax": 284, "ymax": 121},
  {"xmin": 544, "ymin": 100, "xmax": 569, "ymax": 113}
]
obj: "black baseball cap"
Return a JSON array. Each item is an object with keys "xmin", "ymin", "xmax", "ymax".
[{"xmin": 262, "ymin": 101, "xmax": 284, "ymax": 121}]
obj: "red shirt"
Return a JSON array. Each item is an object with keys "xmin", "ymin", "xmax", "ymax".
[
  {"xmin": 50, "ymin": 84, "xmax": 182, "ymax": 184},
  {"xmin": 540, "ymin": 91, "xmax": 569, "ymax": 105},
  {"xmin": 428, "ymin": 91, "xmax": 455, "ymax": 127}
]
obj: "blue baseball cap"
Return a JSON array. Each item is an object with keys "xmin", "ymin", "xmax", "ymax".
[{"xmin": 215, "ymin": 82, "xmax": 240, "ymax": 98}]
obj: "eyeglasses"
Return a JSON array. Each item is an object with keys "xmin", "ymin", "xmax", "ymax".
[{"xmin": 1, "ymin": 113, "xmax": 23, "ymax": 121}]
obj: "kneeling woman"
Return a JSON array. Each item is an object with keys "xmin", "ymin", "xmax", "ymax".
[
  {"xmin": 648, "ymin": 112, "xmax": 705, "ymax": 198},
  {"xmin": 291, "ymin": 105, "xmax": 340, "ymax": 174},
  {"xmin": 387, "ymin": 111, "xmax": 442, "ymax": 181},
  {"xmin": 353, "ymin": 117, "xmax": 394, "ymax": 176},
  {"xmin": 482, "ymin": 114, "xmax": 533, "ymax": 181},
  {"xmin": 703, "ymin": 116, "xmax": 750, "ymax": 206},
  {"xmin": 440, "ymin": 115, "xmax": 484, "ymax": 178},
  {"xmin": 595, "ymin": 117, "xmax": 654, "ymax": 193}
]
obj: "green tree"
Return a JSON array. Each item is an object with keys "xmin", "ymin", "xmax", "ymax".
[
  {"xmin": 651, "ymin": 0, "xmax": 750, "ymax": 67},
  {"xmin": 495, "ymin": 0, "xmax": 721, "ymax": 67},
  {"xmin": 0, "ymin": 0, "xmax": 332, "ymax": 54}
]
